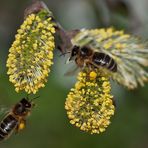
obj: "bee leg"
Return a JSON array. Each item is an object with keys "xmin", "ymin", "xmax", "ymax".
[
  {"xmin": 15, "ymin": 119, "xmax": 26, "ymax": 134},
  {"xmin": 57, "ymin": 45, "xmax": 65, "ymax": 55},
  {"xmin": 84, "ymin": 60, "xmax": 92, "ymax": 70}
]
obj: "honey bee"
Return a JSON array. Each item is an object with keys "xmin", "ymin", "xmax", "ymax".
[
  {"xmin": 68, "ymin": 45, "xmax": 117, "ymax": 72},
  {"xmin": 0, "ymin": 97, "xmax": 37, "ymax": 141}
]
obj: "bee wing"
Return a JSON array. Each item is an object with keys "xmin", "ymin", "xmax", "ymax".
[
  {"xmin": 64, "ymin": 64, "xmax": 80, "ymax": 76},
  {"xmin": 0, "ymin": 106, "xmax": 10, "ymax": 118}
]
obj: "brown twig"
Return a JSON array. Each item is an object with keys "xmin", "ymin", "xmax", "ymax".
[{"xmin": 24, "ymin": 1, "xmax": 49, "ymax": 18}]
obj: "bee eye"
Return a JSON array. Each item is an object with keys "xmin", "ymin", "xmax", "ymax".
[
  {"xmin": 14, "ymin": 104, "xmax": 25, "ymax": 115},
  {"xmin": 80, "ymin": 47, "xmax": 89, "ymax": 56},
  {"xmin": 17, "ymin": 104, "xmax": 22, "ymax": 112}
]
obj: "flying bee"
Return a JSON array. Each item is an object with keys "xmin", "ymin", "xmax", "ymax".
[
  {"xmin": 0, "ymin": 96, "xmax": 38, "ymax": 141},
  {"xmin": 67, "ymin": 45, "xmax": 117, "ymax": 72}
]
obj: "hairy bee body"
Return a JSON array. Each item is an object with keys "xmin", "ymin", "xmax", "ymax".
[
  {"xmin": 69, "ymin": 46, "xmax": 117, "ymax": 72},
  {"xmin": 0, "ymin": 98, "xmax": 33, "ymax": 141}
]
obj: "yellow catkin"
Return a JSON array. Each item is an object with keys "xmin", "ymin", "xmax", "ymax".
[
  {"xmin": 7, "ymin": 10, "xmax": 55, "ymax": 94},
  {"xmin": 65, "ymin": 70, "xmax": 115, "ymax": 134}
]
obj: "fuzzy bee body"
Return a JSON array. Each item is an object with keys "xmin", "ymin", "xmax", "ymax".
[
  {"xmin": 69, "ymin": 46, "xmax": 117, "ymax": 72},
  {"xmin": 0, "ymin": 98, "xmax": 34, "ymax": 141}
]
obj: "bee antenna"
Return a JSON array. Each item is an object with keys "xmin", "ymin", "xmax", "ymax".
[
  {"xmin": 30, "ymin": 96, "xmax": 40, "ymax": 102},
  {"xmin": 26, "ymin": 94, "xmax": 30, "ymax": 100},
  {"xmin": 60, "ymin": 51, "xmax": 71, "ymax": 57}
]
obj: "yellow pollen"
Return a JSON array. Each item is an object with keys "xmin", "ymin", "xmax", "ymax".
[
  {"xmin": 18, "ymin": 122, "xmax": 25, "ymax": 130},
  {"xmin": 89, "ymin": 71, "xmax": 97, "ymax": 80}
]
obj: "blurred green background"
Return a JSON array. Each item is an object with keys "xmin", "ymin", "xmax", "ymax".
[{"xmin": 0, "ymin": 0, "xmax": 148, "ymax": 147}]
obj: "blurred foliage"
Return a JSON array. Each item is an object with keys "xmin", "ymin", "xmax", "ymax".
[{"xmin": 0, "ymin": 0, "xmax": 148, "ymax": 148}]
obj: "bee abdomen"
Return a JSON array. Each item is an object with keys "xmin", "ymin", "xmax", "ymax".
[
  {"xmin": 0, "ymin": 114, "xmax": 18, "ymax": 141},
  {"xmin": 92, "ymin": 52, "xmax": 117, "ymax": 72},
  {"xmin": 107, "ymin": 58, "xmax": 117, "ymax": 72}
]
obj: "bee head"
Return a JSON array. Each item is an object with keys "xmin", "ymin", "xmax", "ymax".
[
  {"xmin": 67, "ymin": 45, "xmax": 80, "ymax": 62},
  {"xmin": 13, "ymin": 98, "xmax": 32, "ymax": 116},
  {"xmin": 20, "ymin": 98, "xmax": 32, "ymax": 108}
]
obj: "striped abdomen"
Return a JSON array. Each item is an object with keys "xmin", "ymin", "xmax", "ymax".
[
  {"xmin": 0, "ymin": 114, "xmax": 18, "ymax": 141},
  {"xmin": 92, "ymin": 52, "xmax": 117, "ymax": 72}
]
